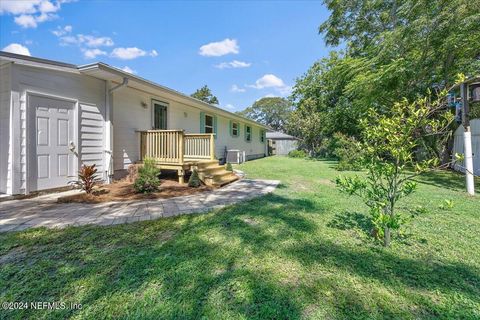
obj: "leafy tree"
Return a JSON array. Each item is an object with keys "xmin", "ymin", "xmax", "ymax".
[
  {"xmin": 289, "ymin": 0, "xmax": 479, "ymax": 160},
  {"xmin": 336, "ymin": 93, "xmax": 454, "ymax": 247},
  {"xmin": 288, "ymin": 53, "xmax": 363, "ymax": 154},
  {"xmin": 191, "ymin": 85, "xmax": 219, "ymax": 105},
  {"xmin": 238, "ymin": 97, "xmax": 292, "ymax": 132}
]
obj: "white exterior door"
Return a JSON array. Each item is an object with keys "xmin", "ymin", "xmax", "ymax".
[{"xmin": 28, "ymin": 95, "xmax": 76, "ymax": 191}]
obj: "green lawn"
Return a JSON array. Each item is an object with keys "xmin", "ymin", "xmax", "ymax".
[{"xmin": 1, "ymin": 157, "xmax": 479, "ymax": 319}]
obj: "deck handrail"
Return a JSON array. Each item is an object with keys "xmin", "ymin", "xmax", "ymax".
[{"xmin": 139, "ymin": 130, "xmax": 214, "ymax": 163}]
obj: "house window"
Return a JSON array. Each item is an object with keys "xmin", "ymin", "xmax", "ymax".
[
  {"xmin": 153, "ymin": 101, "xmax": 167, "ymax": 129},
  {"xmin": 232, "ymin": 122, "xmax": 239, "ymax": 137},
  {"xmin": 204, "ymin": 114, "xmax": 214, "ymax": 133},
  {"xmin": 245, "ymin": 125, "xmax": 251, "ymax": 142},
  {"xmin": 260, "ymin": 130, "xmax": 265, "ymax": 143}
]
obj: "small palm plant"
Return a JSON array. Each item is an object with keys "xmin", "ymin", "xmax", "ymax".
[
  {"xmin": 225, "ymin": 162, "xmax": 233, "ymax": 172},
  {"xmin": 70, "ymin": 164, "xmax": 100, "ymax": 194}
]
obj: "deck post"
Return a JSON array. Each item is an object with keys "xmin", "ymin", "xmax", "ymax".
[
  {"xmin": 210, "ymin": 133, "xmax": 215, "ymax": 160},
  {"xmin": 178, "ymin": 169, "xmax": 185, "ymax": 184},
  {"xmin": 179, "ymin": 130, "xmax": 184, "ymax": 164}
]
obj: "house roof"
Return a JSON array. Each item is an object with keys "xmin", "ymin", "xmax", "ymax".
[
  {"xmin": 0, "ymin": 51, "xmax": 269, "ymax": 129},
  {"xmin": 266, "ymin": 131, "xmax": 299, "ymax": 140}
]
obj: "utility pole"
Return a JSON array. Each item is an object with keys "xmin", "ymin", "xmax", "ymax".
[{"xmin": 460, "ymin": 82, "xmax": 475, "ymax": 195}]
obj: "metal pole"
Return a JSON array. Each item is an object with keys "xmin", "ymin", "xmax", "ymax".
[{"xmin": 460, "ymin": 83, "xmax": 475, "ymax": 195}]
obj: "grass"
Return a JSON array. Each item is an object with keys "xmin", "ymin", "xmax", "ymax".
[{"xmin": 1, "ymin": 156, "xmax": 479, "ymax": 319}]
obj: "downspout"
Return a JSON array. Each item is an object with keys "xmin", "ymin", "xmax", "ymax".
[
  {"xmin": 109, "ymin": 77, "xmax": 129, "ymax": 94},
  {"xmin": 105, "ymin": 77, "xmax": 129, "ymax": 183}
]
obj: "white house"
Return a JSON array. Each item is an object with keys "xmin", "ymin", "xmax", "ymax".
[{"xmin": 0, "ymin": 52, "xmax": 268, "ymax": 195}]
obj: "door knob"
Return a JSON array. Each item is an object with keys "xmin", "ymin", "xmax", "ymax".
[{"xmin": 69, "ymin": 141, "xmax": 76, "ymax": 152}]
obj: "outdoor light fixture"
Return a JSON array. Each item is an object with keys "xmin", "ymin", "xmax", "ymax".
[{"xmin": 470, "ymin": 82, "xmax": 480, "ymax": 102}]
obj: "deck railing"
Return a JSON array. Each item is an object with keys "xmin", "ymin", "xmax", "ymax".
[{"xmin": 139, "ymin": 130, "xmax": 214, "ymax": 164}]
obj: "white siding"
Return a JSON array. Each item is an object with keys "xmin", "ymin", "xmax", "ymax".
[
  {"xmin": 80, "ymin": 103, "xmax": 105, "ymax": 172},
  {"xmin": 0, "ymin": 63, "xmax": 11, "ymax": 193},
  {"xmin": 9, "ymin": 64, "xmax": 106, "ymax": 194},
  {"xmin": 112, "ymin": 86, "xmax": 266, "ymax": 172}
]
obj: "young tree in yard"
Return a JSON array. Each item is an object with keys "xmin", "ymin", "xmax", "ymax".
[
  {"xmin": 336, "ymin": 93, "xmax": 454, "ymax": 247},
  {"xmin": 238, "ymin": 97, "xmax": 292, "ymax": 132},
  {"xmin": 191, "ymin": 85, "xmax": 219, "ymax": 105}
]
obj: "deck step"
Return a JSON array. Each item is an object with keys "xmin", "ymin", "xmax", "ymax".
[
  {"xmin": 203, "ymin": 174, "xmax": 238, "ymax": 187},
  {"xmin": 195, "ymin": 160, "xmax": 219, "ymax": 170},
  {"xmin": 192, "ymin": 160, "xmax": 238, "ymax": 187}
]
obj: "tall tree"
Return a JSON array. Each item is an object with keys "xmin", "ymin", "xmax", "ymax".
[
  {"xmin": 238, "ymin": 97, "xmax": 292, "ymax": 132},
  {"xmin": 319, "ymin": 0, "xmax": 480, "ymax": 105},
  {"xmin": 191, "ymin": 85, "xmax": 219, "ymax": 105}
]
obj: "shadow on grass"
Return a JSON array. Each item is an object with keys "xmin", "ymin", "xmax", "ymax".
[
  {"xmin": 2, "ymin": 192, "xmax": 479, "ymax": 319},
  {"xmin": 414, "ymin": 169, "xmax": 469, "ymax": 191},
  {"xmin": 0, "ymin": 193, "xmax": 321, "ymax": 319},
  {"xmin": 327, "ymin": 210, "xmax": 372, "ymax": 234},
  {"xmin": 284, "ymin": 240, "xmax": 480, "ymax": 308}
]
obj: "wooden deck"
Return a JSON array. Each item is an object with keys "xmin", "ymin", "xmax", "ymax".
[{"xmin": 139, "ymin": 130, "xmax": 237, "ymax": 186}]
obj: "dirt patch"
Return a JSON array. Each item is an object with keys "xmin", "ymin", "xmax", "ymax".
[{"xmin": 58, "ymin": 172, "xmax": 212, "ymax": 204}]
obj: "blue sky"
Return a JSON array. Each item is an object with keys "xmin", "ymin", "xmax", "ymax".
[{"xmin": 1, "ymin": 0, "xmax": 332, "ymax": 111}]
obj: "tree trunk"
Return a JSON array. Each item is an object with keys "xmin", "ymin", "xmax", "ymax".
[{"xmin": 384, "ymin": 227, "xmax": 391, "ymax": 247}]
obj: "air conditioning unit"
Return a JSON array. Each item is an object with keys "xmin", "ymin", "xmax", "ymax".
[{"xmin": 226, "ymin": 149, "xmax": 246, "ymax": 164}]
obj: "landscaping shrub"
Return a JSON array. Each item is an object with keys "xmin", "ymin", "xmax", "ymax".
[
  {"xmin": 330, "ymin": 133, "xmax": 364, "ymax": 171},
  {"xmin": 133, "ymin": 158, "xmax": 161, "ymax": 193},
  {"xmin": 70, "ymin": 164, "xmax": 100, "ymax": 194},
  {"xmin": 188, "ymin": 169, "xmax": 201, "ymax": 188},
  {"xmin": 226, "ymin": 162, "xmax": 233, "ymax": 171},
  {"xmin": 288, "ymin": 149, "xmax": 307, "ymax": 158}
]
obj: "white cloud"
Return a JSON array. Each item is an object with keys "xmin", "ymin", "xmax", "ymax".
[
  {"xmin": 0, "ymin": 0, "xmax": 40, "ymax": 15},
  {"xmin": 199, "ymin": 38, "xmax": 239, "ymax": 57},
  {"xmin": 58, "ymin": 34, "xmax": 114, "ymax": 47},
  {"xmin": 119, "ymin": 66, "xmax": 136, "ymax": 74},
  {"xmin": 230, "ymin": 84, "xmax": 246, "ymax": 93},
  {"xmin": 2, "ymin": 43, "xmax": 31, "ymax": 56},
  {"xmin": 110, "ymin": 47, "xmax": 157, "ymax": 60},
  {"xmin": 248, "ymin": 74, "xmax": 292, "ymax": 96},
  {"xmin": 215, "ymin": 60, "xmax": 251, "ymax": 69},
  {"xmin": 14, "ymin": 14, "xmax": 37, "ymax": 28},
  {"xmin": 1, "ymin": 0, "xmax": 65, "ymax": 28},
  {"xmin": 249, "ymin": 74, "xmax": 285, "ymax": 89},
  {"xmin": 52, "ymin": 24, "xmax": 72, "ymax": 36},
  {"xmin": 79, "ymin": 35, "xmax": 114, "ymax": 47},
  {"xmin": 82, "ymin": 48, "xmax": 106, "ymax": 59},
  {"xmin": 223, "ymin": 104, "xmax": 235, "ymax": 110}
]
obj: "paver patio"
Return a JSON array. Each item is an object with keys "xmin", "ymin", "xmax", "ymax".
[{"xmin": 0, "ymin": 179, "xmax": 279, "ymax": 232}]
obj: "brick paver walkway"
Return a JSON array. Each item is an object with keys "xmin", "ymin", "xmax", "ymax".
[{"xmin": 0, "ymin": 179, "xmax": 279, "ymax": 233}]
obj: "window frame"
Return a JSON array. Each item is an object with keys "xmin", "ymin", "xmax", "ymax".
[
  {"xmin": 232, "ymin": 121, "xmax": 239, "ymax": 137},
  {"xmin": 204, "ymin": 113, "xmax": 214, "ymax": 134},
  {"xmin": 152, "ymin": 99, "xmax": 168, "ymax": 130},
  {"xmin": 245, "ymin": 125, "xmax": 252, "ymax": 142}
]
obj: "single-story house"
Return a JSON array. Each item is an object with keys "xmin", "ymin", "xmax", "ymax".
[
  {"xmin": 266, "ymin": 131, "xmax": 299, "ymax": 155},
  {"xmin": 0, "ymin": 52, "xmax": 268, "ymax": 195}
]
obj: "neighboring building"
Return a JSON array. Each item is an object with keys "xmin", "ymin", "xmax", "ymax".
[
  {"xmin": 0, "ymin": 52, "xmax": 268, "ymax": 195},
  {"xmin": 453, "ymin": 119, "xmax": 480, "ymax": 175},
  {"xmin": 266, "ymin": 131, "xmax": 299, "ymax": 155}
]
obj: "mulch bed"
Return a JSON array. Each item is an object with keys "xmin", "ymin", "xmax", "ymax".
[{"xmin": 58, "ymin": 171, "xmax": 212, "ymax": 204}]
